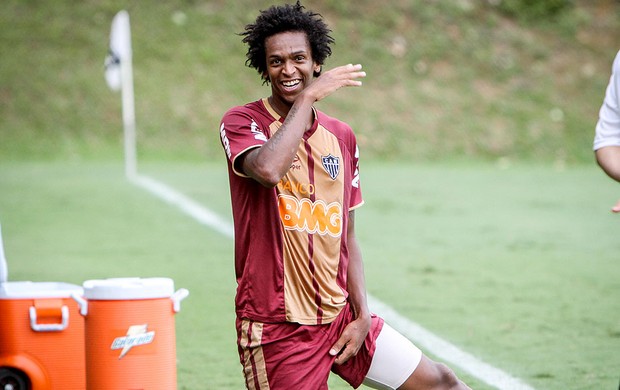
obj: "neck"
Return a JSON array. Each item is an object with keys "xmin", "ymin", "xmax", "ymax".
[
  {"xmin": 268, "ymin": 96, "xmax": 316, "ymax": 130},
  {"xmin": 268, "ymin": 96, "xmax": 292, "ymax": 119}
]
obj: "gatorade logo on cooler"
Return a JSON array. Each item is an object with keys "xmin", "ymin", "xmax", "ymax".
[{"xmin": 110, "ymin": 324, "xmax": 155, "ymax": 359}]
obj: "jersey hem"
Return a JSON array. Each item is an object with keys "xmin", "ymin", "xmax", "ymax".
[{"xmin": 231, "ymin": 144, "xmax": 262, "ymax": 177}]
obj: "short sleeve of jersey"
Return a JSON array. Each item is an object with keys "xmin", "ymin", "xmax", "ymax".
[
  {"xmin": 219, "ymin": 104, "xmax": 270, "ymax": 177},
  {"xmin": 594, "ymin": 50, "xmax": 620, "ymax": 151},
  {"xmin": 350, "ymin": 142, "xmax": 363, "ymax": 210}
]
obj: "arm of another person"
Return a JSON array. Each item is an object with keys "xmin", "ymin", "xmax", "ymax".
[
  {"xmin": 596, "ymin": 146, "xmax": 620, "ymax": 182},
  {"xmin": 330, "ymin": 210, "xmax": 372, "ymax": 365},
  {"xmin": 596, "ymin": 146, "xmax": 620, "ymax": 212}
]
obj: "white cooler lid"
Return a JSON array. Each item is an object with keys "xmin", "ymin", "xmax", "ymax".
[
  {"xmin": 0, "ymin": 281, "xmax": 83, "ymax": 299},
  {"xmin": 83, "ymin": 277, "xmax": 174, "ymax": 300}
]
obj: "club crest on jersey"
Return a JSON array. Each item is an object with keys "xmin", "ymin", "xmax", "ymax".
[{"xmin": 321, "ymin": 154, "xmax": 340, "ymax": 180}]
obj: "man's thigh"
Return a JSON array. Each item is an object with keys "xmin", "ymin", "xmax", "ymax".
[
  {"xmin": 237, "ymin": 318, "xmax": 337, "ymax": 390},
  {"xmin": 361, "ymin": 322, "xmax": 422, "ymax": 390},
  {"xmin": 236, "ymin": 306, "xmax": 388, "ymax": 390}
]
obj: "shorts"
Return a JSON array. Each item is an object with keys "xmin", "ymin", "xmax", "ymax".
[
  {"xmin": 237, "ymin": 304, "xmax": 423, "ymax": 390},
  {"xmin": 237, "ymin": 303, "xmax": 383, "ymax": 389}
]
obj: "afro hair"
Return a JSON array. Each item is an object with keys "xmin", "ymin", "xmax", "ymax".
[{"xmin": 241, "ymin": 1, "xmax": 335, "ymax": 84}]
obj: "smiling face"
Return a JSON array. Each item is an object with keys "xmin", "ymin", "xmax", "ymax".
[{"xmin": 264, "ymin": 31, "xmax": 321, "ymax": 117}]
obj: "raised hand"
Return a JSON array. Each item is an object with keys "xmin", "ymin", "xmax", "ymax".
[{"xmin": 303, "ymin": 63, "xmax": 366, "ymax": 103}]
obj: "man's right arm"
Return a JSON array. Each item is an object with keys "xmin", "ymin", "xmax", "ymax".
[
  {"xmin": 242, "ymin": 64, "xmax": 366, "ymax": 188},
  {"xmin": 241, "ymin": 94, "xmax": 316, "ymax": 188}
]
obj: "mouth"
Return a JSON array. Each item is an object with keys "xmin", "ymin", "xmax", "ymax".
[{"xmin": 280, "ymin": 79, "xmax": 302, "ymax": 92}]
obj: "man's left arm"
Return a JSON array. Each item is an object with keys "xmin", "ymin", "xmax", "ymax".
[{"xmin": 329, "ymin": 210, "xmax": 372, "ymax": 365}]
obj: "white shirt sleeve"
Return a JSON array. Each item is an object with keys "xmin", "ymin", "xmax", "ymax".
[{"xmin": 594, "ymin": 50, "xmax": 620, "ymax": 151}]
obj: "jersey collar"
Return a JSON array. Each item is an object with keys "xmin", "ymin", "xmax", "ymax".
[{"xmin": 262, "ymin": 98, "xmax": 318, "ymax": 135}]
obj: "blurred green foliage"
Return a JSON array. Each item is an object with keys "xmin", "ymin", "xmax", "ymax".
[
  {"xmin": 0, "ymin": 0, "xmax": 619, "ymax": 165},
  {"xmin": 492, "ymin": 0, "xmax": 574, "ymax": 20}
]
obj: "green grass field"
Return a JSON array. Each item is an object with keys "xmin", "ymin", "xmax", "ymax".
[
  {"xmin": 2, "ymin": 1, "xmax": 620, "ymax": 388},
  {"xmin": 1, "ymin": 160, "xmax": 618, "ymax": 389}
]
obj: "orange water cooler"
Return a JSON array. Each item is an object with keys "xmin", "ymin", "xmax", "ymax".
[
  {"xmin": 0, "ymin": 281, "xmax": 86, "ymax": 390},
  {"xmin": 73, "ymin": 277, "xmax": 188, "ymax": 390}
]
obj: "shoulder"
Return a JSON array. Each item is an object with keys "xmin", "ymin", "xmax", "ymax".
[
  {"xmin": 222, "ymin": 100, "xmax": 275, "ymax": 132},
  {"xmin": 223, "ymin": 100, "xmax": 265, "ymax": 118},
  {"xmin": 316, "ymin": 110, "xmax": 353, "ymax": 135}
]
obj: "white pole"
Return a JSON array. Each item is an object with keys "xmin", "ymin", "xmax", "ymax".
[
  {"xmin": 121, "ymin": 30, "xmax": 137, "ymax": 180},
  {"xmin": 108, "ymin": 10, "xmax": 137, "ymax": 180},
  {"xmin": 0, "ymin": 224, "xmax": 8, "ymax": 283}
]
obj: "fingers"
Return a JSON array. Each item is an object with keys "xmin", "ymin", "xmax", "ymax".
[
  {"xmin": 328, "ymin": 316, "xmax": 371, "ymax": 365},
  {"xmin": 308, "ymin": 64, "xmax": 366, "ymax": 101},
  {"xmin": 328, "ymin": 325, "xmax": 363, "ymax": 364},
  {"xmin": 320, "ymin": 64, "xmax": 366, "ymax": 83},
  {"xmin": 329, "ymin": 333, "xmax": 350, "ymax": 364},
  {"xmin": 612, "ymin": 198, "xmax": 620, "ymax": 213},
  {"xmin": 329, "ymin": 339, "xmax": 344, "ymax": 358},
  {"xmin": 334, "ymin": 63, "xmax": 366, "ymax": 85},
  {"xmin": 329, "ymin": 341, "xmax": 355, "ymax": 365}
]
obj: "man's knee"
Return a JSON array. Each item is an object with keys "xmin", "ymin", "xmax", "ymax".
[
  {"xmin": 402, "ymin": 356, "xmax": 467, "ymax": 390},
  {"xmin": 433, "ymin": 362, "xmax": 461, "ymax": 387}
]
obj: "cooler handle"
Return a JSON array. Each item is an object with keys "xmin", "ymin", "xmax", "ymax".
[
  {"xmin": 171, "ymin": 288, "xmax": 189, "ymax": 313},
  {"xmin": 29, "ymin": 305, "xmax": 69, "ymax": 332},
  {"xmin": 71, "ymin": 293, "xmax": 88, "ymax": 316}
]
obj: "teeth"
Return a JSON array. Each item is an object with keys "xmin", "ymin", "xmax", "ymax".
[{"xmin": 283, "ymin": 80, "xmax": 300, "ymax": 87}]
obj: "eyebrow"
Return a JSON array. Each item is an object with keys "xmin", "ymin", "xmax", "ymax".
[{"xmin": 268, "ymin": 50, "xmax": 308, "ymax": 59}]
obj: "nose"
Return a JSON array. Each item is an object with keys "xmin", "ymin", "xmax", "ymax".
[{"xmin": 282, "ymin": 60, "xmax": 295, "ymax": 76}]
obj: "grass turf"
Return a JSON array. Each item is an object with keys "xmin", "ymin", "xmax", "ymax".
[{"xmin": 0, "ymin": 160, "xmax": 618, "ymax": 389}]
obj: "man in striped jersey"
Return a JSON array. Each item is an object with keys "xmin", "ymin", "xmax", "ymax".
[{"xmin": 219, "ymin": 2, "xmax": 470, "ymax": 389}]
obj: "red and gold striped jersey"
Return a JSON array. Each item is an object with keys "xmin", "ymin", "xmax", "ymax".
[{"xmin": 220, "ymin": 98, "xmax": 363, "ymax": 325}]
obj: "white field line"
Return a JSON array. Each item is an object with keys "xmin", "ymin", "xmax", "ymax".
[
  {"xmin": 131, "ymin": 173, "xmax": 534, "ymax": 390},
  {"xmin": 131, "ymin": 174, "xmax": 234, "ymax": 237},
  {"xmin": 368, "ymin": 296, "xmax": 534, "ymax": 390}
]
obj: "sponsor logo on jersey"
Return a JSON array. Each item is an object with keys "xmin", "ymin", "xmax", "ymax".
[
  {"xmin": 278, "ymin": 194, "xmax": 342, "ymax": 237},
  {"xmin": 251, "ymin": 120, "xmax": 268, "ymax": 142},
  {"xmin": 352, "ymin": 146, "xmax": 360, "ymax": 188},
  {"xmin": 110, "ymin": 324, "xmax": 155, "ymax": 359},
  {"xmin": 278, "ymin": 179, "xmax": 315, "ymax": 195},
  {"xmin": 321, "ymin": 154, "xmax": 340, "ymax": 180},
  {"xmin": 220, "ymin": 123, "xmax": 231, "ymax": 159},
  {"xmin": 290, "ymin": 154, "xmax": 301, "ymax": 171}
]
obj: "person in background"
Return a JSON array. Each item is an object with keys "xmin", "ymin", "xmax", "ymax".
[
  {"xmin": 594, "ymin": 50, "xmax": 620, "ymax": 212},
  {"xmin": 218, "ymin": 2, "xmax": 471, "ymax": 389}
]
